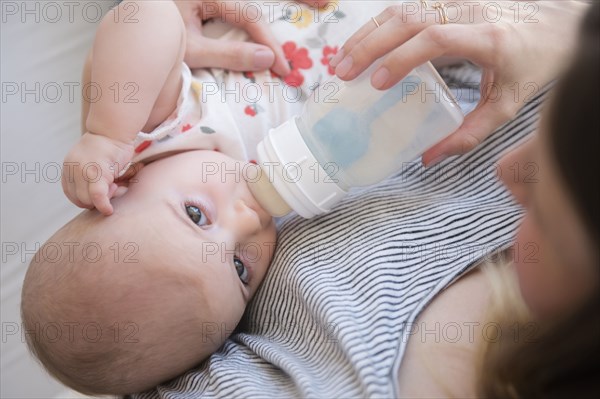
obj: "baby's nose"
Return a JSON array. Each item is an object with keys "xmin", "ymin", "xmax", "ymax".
[{"xmin": 230, "ymin": 199, "xmax": 262, "ymax": 238}]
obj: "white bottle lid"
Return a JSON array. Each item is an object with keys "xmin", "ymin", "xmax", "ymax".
[{"xmin": 254, "ymin": 118, "xmax": 348, "ymax": 219}]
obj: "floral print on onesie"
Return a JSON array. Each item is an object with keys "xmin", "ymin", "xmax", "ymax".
[{"xmin": 128, "ymin": 0, "xmax": 373, "ymax": 167}]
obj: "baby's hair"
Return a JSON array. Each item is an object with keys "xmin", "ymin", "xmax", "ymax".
[{"xmin": 21, "ymin": 211, "xmax": 216, "ymax": 394}]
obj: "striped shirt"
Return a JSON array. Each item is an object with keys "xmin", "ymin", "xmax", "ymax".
[{"xmin": 131, "ymin": 65, "xmax": 550, "ymax": 398}]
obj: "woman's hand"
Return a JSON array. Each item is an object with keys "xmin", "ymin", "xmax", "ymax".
[
  {"xmin": 330, "ymin": 1, "xmax": 589, "ymax": 166},
  {"xmin": 174, "ymin": 0, "xmax": 331, "ymax": 77}
]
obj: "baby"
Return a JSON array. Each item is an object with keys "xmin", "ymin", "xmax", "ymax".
[{"xmin": 20, "ymin": 0, "xmax": 373, "ymax": 394}]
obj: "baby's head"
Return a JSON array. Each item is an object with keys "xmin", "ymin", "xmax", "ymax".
[{"xmin": 21, "ymin": 150, "xmax": 276, "ymax": 394}]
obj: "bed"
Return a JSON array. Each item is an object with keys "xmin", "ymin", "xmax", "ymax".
[{"xmin": 1, "ymin": 2, "xmax": 546, "ymax": 397}]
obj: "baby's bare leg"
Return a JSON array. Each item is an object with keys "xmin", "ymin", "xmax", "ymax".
[{"xmin": 84, "ymin": 1, "xmax": 186, "ymax": 143}]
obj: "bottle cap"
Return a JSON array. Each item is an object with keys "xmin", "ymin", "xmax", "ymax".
[{"xmin": 254, "ymin": 118, "xmax": 348, "ymax": 219}]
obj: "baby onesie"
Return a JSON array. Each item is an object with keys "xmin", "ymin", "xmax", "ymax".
[{"xmin": 128, "ymin": 1, "xmax": 373, "ymax": 166}]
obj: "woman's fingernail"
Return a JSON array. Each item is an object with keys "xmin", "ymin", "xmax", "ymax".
[
  {"xmin": 329, "ymin": 48, "xmax": 344, "ymax": 68},
  {"xmin": 335, "ymin": 55, "xmax": 353, "ymax": 77},
  {"xmin": 371, "ymin": 67, "xmax": 390, "ymax": 89},
  {"xmin": 254, "ymin": 49, "xmax": 274, "ymax": 69},
  {"xmin": 424, "ymin": 155, "xmax": 447, "ymax": 168}
]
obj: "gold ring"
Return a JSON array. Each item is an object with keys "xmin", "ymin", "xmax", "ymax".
[
  {"xmin": 371, "ymin": 16, "xmax": 380, "ymax": 28},
  {"xmin": 432, "ymin": 2, "xmax": 449, "ymax": 24}
]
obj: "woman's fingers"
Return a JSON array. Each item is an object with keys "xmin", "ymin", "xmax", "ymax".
[
  {"xmin": 233, "ymin": 17, "xmax": 291, "ymax": 77},
  {"xmin": 297, "ymin": 0, "xmax": 331, "ymax": 8},
  {"xmin": 183, "ymin": 5, "xmax": 290, "ymax": 76},
  {"xmin": 185, "ymin": 34, "xmax": 276, "ymax": 72},
  {"xmin": 217, "ymin": 6, "xmax": 290, "ymax": 76},
  {"xmin": 329, "ymin": 7, "xmax": 396, "ymax": 68},
  {"xmin": 335, "ymin": 14, "xmax": 431, "ymax": 80},
  {"xmin": 422, "ymin": 96, "xmax": 521, "ymax": 166},
  {"xmin": 369, "ymin": 23, "xmax": 501, "ymax": 90},
  {"xmin": 334, "ymin": 8, "xmax": 510, "ymax": 87},
  {"xmin": 332, "ymin": 5, "xmax": 433, "ymax": 78}
]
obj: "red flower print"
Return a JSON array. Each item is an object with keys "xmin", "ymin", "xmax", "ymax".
[
  {"xmin": 282, "ymin": 41, "xmax": 312, "ymax": 87},
  {"xmin": 181, "ymin": 123, "xmax": 192, "ymax": 132},
  {"xmin": 321, "ymin": 45, "xmax": 338, "ymax": 75},
  {"xmin": 243, "ymin": 71, "xmax": 255, "ymax": 80},
  {"xmin": 134, "ymin": 140, "xmax": 151, "ymax": 153},
  {"xmin": 244, "ymin": 105, "xmax": 257, "ymax": 117}
]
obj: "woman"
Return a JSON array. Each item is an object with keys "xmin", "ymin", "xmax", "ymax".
[
  {"xmin": 339, "ymin": 1, "xmax": 599, "ymax": 397},
  {"xmin": 133, "ymin": 2, "xmax": 597, "ymax": 397}
]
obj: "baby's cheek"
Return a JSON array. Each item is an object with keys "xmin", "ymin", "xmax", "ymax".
[
  {"xmin": 266, "ymin": 226, "xmax": 278, "ymax": 262},
  {"xmin": 254, "ymin": 228, "xmax": 277, "ymax": 284}
]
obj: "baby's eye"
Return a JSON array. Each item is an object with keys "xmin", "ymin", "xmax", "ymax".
[
  {"xmin": 186, "ymin": 205, "xmax": 210, "ymax": 226},
  {"xmin": 234, "ymin": 256, "xmax": 249, "ymax": 285}
]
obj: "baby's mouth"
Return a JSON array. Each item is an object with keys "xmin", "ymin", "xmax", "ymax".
[
  {"xmin": 240, "ymin": 168, "xmax": 274, "ymax": 228},
  {"xmin": 243, "ymin": 162, "xmax": 291, "ymax": 218}
]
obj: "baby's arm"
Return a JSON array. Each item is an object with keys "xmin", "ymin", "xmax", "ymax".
[{"xmin": 63, "ymin": 0, "xmax": 186, "ymax": 215}]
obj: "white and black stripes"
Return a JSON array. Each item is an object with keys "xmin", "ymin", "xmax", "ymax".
[{"xmin": 132, "ymin": 76, "xmax": 553, "ymax": 399}]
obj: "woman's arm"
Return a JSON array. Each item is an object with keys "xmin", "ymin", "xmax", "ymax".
[{"xmin": 397, "ymin": 268, "xmax": 490, "ymax": 397}]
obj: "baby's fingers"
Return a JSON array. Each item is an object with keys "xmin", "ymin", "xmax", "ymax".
[
  {"xmin": 72, "ymin": 181, "xmax": 95, "ymax": 211},
  {"xmin": 88, "ymin": 180, "xmax": 113, "ymax": 216},
  {"xmin": 64, "ymin": 185, "xmax": 91, "ymax": 210},
  {"xmin": 62, "ymin": 169, "xmax": 91, "ymax": 210}
]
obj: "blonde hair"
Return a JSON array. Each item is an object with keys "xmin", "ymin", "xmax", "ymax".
[
  {"xmin": 475, "ymin": 260, "xmax": 531, "ymax": 398},
  {"xmin": 477, "ymin": 260, "xmax": 599, "ymax": 398}
]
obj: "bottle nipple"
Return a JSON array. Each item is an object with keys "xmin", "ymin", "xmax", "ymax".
[{"xmin": 246, "ymin": 167, "xmax": 292, "ymax": 217}]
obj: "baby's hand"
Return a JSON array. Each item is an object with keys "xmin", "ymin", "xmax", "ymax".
[{"xmin": 62, "ymin": 133, "xmax": 134, "ymax": 215}]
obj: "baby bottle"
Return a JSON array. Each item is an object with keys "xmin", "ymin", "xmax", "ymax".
[{"xmin": 248, "ymin": 61, "xmax": 464, "ymax": 218}]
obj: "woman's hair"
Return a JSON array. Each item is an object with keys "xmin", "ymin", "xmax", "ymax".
[{"xmin": 478, "ymin": 3, "xmax": 600, "ymax": 398}]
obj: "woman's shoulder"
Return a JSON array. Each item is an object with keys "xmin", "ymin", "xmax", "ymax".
[{"xmin": 397, "ymin": 267, "xmax": 490, "ymax": 398}]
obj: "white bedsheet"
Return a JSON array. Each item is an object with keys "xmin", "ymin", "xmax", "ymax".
[{"xmin": 1, "ymin": 2, "xmax": 114, "ymax": 397}]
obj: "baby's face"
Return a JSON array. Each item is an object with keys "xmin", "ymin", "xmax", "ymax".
[
  {"xmin": 115, "ymin": 150, "xmax": 276, "ymax": 336},
  {"xmin": 20, "ymin": 150, "xmax": 277, "ymax": 393}
]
